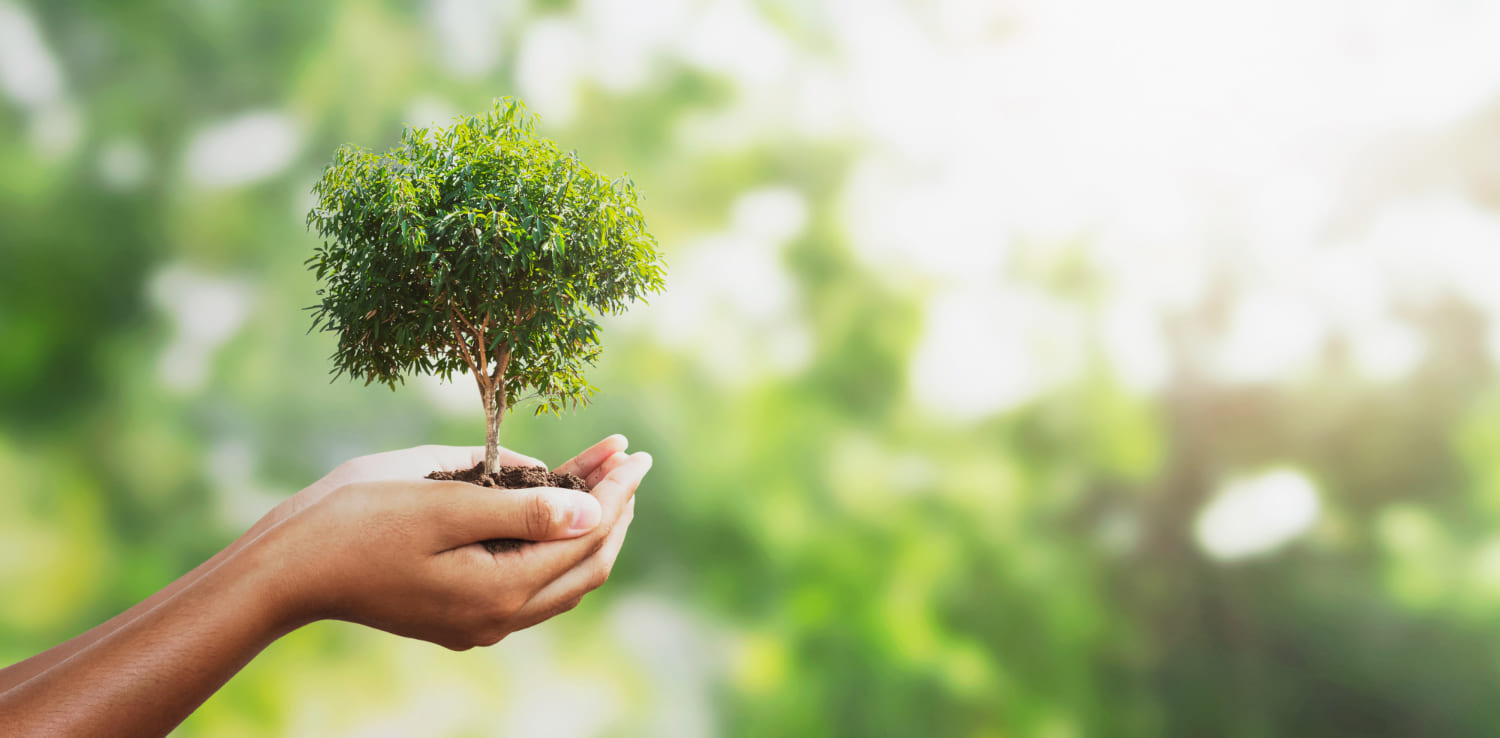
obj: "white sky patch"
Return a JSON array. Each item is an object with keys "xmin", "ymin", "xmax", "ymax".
[
  {"xmin": 790, "ymin": 61, "xmax": 851, "ymax": 138},
  {"xmin": 1100, "ymin": 299, "xmax": 1169, "ymax": 393},
  {"xmin": 1296, "ymin": 246, "xmax": 1386, "ymax": 328},
  {"xmin": 97, "ymin": 137, "xmax": 151, "ymax": 190},
  {"xmin": 911, "ymin": 285, "xmax": 1085, "ymax": 421},
  {"xmin": 676, "ymin": 0, "xmax": 792, "ymax": 91},
  {"xmin": 492, "ymin": 628, "xmax": 624, "ymax": 738},
  {"xmin": 1213, "ymin": 290, "xmax": 1328, "ymax": 384},
  {"xmin": 0, "ymin": 6, "xmax": 81, "ymax": 159},
  {"xmin": 1348, "ymin": 317, "xmax": 1424, "ymax": 382},
  {"xmin": 685, "ymin": 235, "xmax": 791, "ymax": 325},
  {"xmin": 1353, "ymin": 195, "xmax": 1500, "ymax": 312},
  {"xmin": 0, "ymin": 4, "xmax": 62, "ymax": 109},
  {"xmin": 731, "ymin": 186, "xmax": 808, "ymax": 245},
  {"xmin": 609, "ymin": 594, "xmax": 724, "ymax": 738},
  {"xmin": 673, "ymin": 104, "xmax": 769, "ymax": 154},
  {"xmin": 418, "ymin": 372, "xmax": 479, "ymax": 418},
  {"xmin": 515, "ymin": 18, "xmax": 586, "ymax": 126},
  {"xmin": 577, "ymin": 0, "xmax": 690, "ymax": 93},
  {"xmin": 1333, "ymin": 196, "xmax": 1493, "ymax": 304},
  {"xmin": 623, "ymin": 186, "xmax": 811, "ymax": 384},
  {"xmin": 404, "ymin": 94, "xmax": 459, "ymax": 131},
  {"xmin": 822, "ymin": 0, "xmax": 1500, "ymax": 393},
  {"xmin": 1195, "ymin": 468, "xmax": 1322, "ymax": 562},
  {"xmin": 840, "ymin": 155, "xmax": 1010, "ymax": 286},
  {"xmin": 1090, "ymin": 233, "xmax": 1211, "ymax": 316},
  {"xmin": 425, "ymin": 0, "xmax": 519, "ymax": 80},
  {"xmin": 656, "ymin": 0, "xmax": 806, "ymax": 154},
  {"xmin": 1329, "ymin": 194, "xmax": 1500, "ymax": 374},
  {"xmin": 673, "ymin": 60, "xmax": 852, "ymax": 153},
  {"xmin": 183, "ymin": 111, "xmax": 302, "ymax": 189},
  {"xmin": 149, "ymin": 263, "xmax": 255, "ymax": 393}
]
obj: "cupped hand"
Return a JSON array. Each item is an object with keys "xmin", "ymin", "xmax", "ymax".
[
  {"xmin": 244, "ymin": 444, "xmax": 548, "ymax": 540},
  {"xmin": 247, "ymin": 436, "xmax": 650, "ymax": 650}
]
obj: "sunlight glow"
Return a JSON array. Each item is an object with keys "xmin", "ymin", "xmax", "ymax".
[
  {"xmin": 149, "ymin": 264, "xmax": 255, "ymax": 393},
  {"xmin": 0, "ymin": 4, "xmax": 61, "ymax": 108},
  {"xmin": 624, "ymin": 187, "xmax": 812, "ymax": 384},
  {"xmin": 911, "ymin": 286, "xmax": 1084, "ymax": 420},
  {"xmin": 183, "ymin": 111, "xmax": 303, "ymax": 189},
  {"xmin": 1195, "ymin": 468, "xmax": 1322, "ymax": 561},
  {"xmin": 426, "ymin": 0, "xmax": 517, "ymax": 79},
  {"xmin": 514, "ymin": 18, "xmax": 586, "ymax": 125}
]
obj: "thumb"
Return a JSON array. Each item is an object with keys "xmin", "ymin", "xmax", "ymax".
[{"xmin": 440, "ymin": 486, "xmax": 602, "ymax": 546}]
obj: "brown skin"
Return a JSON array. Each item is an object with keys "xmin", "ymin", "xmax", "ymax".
[{"xmin": 0, "ymin": 435, "xmax": 646, "ymax": 737}]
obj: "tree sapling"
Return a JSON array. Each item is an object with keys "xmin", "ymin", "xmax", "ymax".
[{"xmin": 305, "ymin": 99, "xmax": 664, "ymax": 540}]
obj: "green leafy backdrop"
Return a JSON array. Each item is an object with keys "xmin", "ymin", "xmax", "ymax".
[{"xmin": 4, "ymin": 1, "xmax": 1500, "ymax": 736}]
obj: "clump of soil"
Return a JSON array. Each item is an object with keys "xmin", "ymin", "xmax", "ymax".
[{"xmin": 427, "ymin": 463, "xmax": 591, "ymax": 553}]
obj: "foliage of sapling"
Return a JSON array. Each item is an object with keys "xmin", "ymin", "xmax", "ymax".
[{"xmin": 306, "ymin": 99, "xmax": 666, "ymax": 473}]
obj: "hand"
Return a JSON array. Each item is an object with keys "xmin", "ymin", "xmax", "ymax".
[
  {"xmin": 243, "ymin": 444, "xmax": 549, "ymax": 542},
  {"xmin": 0, "ymin": 437, "xmax": 648, "ymax": 737},
  {"xmin": 249, "ymin": 437, "xmax": 650, "ymax": 650}
]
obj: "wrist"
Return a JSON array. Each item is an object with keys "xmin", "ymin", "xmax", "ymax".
[{"xmin": 225, "ymin": 522, "xmax": 321, "ymax": 636}]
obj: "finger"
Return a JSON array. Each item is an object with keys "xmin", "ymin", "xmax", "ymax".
[
  {"xmin": 585, "ymin": 452, "xmax": 650, "ymax": 520},
  {"xmin": 432, "ymin": 484, "xmax": 602, "ymax": 548},
  {"xmin": 519, "ymin": 496, "xmax": 636, "ymax": 620},
  {"xmin": 584, "ymin": 451, "xmax": 630, "ymax": 490},
  {"xmin": 554, "ymin": 434, "xmax": 628, "ymax": 480},
  {"xmin": 496, "ymin": 452, "xmax": 652, "ymax": 591}
]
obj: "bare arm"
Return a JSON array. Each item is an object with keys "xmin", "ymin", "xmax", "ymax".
[
  {"xmin": 0, "ymin": 437, "xmax": 623, "ymax": 692},
  {"xmin": 0, "ymin": 436, "xmax": 645, "ymax": 736}
]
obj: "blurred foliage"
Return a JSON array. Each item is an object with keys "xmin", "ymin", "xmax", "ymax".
[{"xmin": 4, "ymin": 1, "xmax": 1500, "ymax": 737}]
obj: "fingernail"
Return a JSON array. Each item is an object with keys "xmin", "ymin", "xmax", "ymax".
[{"xmin": 567, "ymin": 497, "xmax": 602, "ymax": 533}]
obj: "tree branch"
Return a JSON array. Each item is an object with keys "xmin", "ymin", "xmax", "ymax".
[
  {"xmin": 446, "ymin": 309, "xmax": 482, "ymax": 383},
  {"xmin": 447, "ymin": 299, "xmax": 489, "ymax": 373},
  {"xmin": 492, "ymin": 347, "xmax": 510, "ymax": 389},
  {"xmin": 447, "ymin": 299, "xmax": 484, "ymax": 345}
]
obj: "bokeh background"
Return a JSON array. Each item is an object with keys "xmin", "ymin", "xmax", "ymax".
[{"xmin": 5, "ymin": 0, "xmax": 1500, "ymax": 735}]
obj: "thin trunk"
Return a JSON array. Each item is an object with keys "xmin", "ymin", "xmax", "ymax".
[
  {"xmin": 481, "ymin": 382, "xmax": 500, "ymax": 474},
  {"xmin": 481, "ymin": 371, "xmax": 511, "ymax": 474}
]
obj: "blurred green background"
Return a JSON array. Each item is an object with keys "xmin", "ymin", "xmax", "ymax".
[{"xmin": 6, "ymin": 0, "xmax": 1500, "ymax": 735}]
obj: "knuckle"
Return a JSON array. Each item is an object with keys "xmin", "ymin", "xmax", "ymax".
[
  {"xmin": 493, "ymin": 591, "xmax": 527, "ymax": 618},
  {"xmin": 527, "ymin": 495, "xmax": 560, "ymax": 538},
  {"xmin": 587, "ymin": 561, "xmax": 612, "ymax": 590},
  {"xmin": 475, "ymin": 629, "xmax": 507, "ymax": 648},
  {"xmin": 586, "ymin": 527, "xmax": 612, "ymax": 555}
]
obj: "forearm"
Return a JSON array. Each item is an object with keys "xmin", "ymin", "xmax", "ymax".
[
  {"xmin": 0, "ymin": 481, "xmax": 331, "ymax": 693},
  {"xmin": 0, "ymin": 534, "xmax": 296, "ymax": 736},
  {"xmin": 0, "ymin": 545, "xmax": 243, "ymax": 692}
]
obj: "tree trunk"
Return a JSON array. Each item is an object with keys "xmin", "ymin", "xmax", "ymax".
[{"xmin": 483, "ymin": 387, "xmax": 503, "ymax": 474}]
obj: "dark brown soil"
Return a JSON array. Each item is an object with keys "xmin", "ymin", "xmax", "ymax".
[{"xmin": 427, "ymin": 463, "xmax": 590, "ymax": 553}]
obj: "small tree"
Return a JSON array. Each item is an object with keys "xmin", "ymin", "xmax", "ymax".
[{"xmin": 306, "ymin": 99, "xmax": 665, "ymax": 474}]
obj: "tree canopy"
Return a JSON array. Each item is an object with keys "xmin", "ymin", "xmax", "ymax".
[{"xmin": 306, "ymin": 99, "xmax": 665, "ymax": 439}]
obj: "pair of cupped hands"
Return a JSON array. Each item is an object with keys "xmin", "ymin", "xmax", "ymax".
[{"xmin": 249, "ymin": 434, "xmax": 651, "ymax": 650}]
